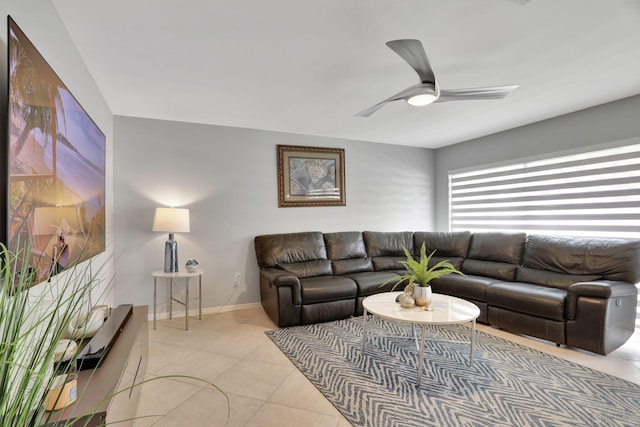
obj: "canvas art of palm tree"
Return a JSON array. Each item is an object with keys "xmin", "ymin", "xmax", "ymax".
[{"xmin": 7, "ymin": 18, "xmax": 106, "ymax": 281}]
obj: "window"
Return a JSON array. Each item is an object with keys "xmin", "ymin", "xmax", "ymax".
[{"xmin": 448, "ymin": 140, "xmax": 640, "ymax": 239}]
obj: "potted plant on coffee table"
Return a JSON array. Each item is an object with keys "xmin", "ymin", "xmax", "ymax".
[{"xmin": 383, "ymin": 242, "xmax": 464, "ymax": 309}]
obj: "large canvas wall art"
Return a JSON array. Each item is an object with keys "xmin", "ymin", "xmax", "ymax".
[{"xmin": 6, "ymin": 17, "xmax": 106, "ymax": 281}]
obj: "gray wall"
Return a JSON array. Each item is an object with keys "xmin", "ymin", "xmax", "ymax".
[
  {"xmin": 1, "ymin": 2, "xmax": 115, "ymax": 304},
  {"xmin": 434, "ymin": 95, "xmax": 640, "ymax": 231},
  {"xmin": 113, "ymin": 116, "xmax": 435, "ymax": 313}
]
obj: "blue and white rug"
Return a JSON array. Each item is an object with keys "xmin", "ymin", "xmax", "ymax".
[{"xmin": 266, "ymin": 316, "xmax": 640, "ymax": 427}]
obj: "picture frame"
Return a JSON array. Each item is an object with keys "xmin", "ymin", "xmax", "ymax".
[
  {"xmin": 277, "ymin": 145, "xmax": 346, "ymax": 207},
  {"xmin": 7, "ymin": 17, "xmax": 106, "ymax": 282}
]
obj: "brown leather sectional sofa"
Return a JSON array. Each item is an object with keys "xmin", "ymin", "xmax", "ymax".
[{"xmin": 254, "ymin": 230, "xmax": 640, "ymax": 355}]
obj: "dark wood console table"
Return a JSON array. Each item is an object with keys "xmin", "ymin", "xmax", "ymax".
[{"xmin": 46, "ymin": 305, "xmax": 148, "ymax": 426}]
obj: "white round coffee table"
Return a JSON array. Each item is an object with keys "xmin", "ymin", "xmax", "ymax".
[{"xmin": 362, "ymin": 291, "xmax": 480, "ymax": 387}]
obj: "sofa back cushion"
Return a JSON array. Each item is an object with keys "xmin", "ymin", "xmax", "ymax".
[
  {"xmin": 254, "ymin": 232, "xmax": 330, "ymax": 278},
  {"xmin": 520, "ymin": 234, "xmax": 640, "ymax": 285},
  {"xmin": 515, "ymin": 267, "xmax": 601, "ymax": 290},
  {"xmin": 324, "ymin": 232, "xmax": 373, "ymax": 275},
  {"xmin": 363, "ymin": 231, "xmax": 413, "ymax": 271},
  {"xmin": 278, "ymin": 260, "xmax": 333, "ymax": 278},
  {"xmin": 324, "ymin": 232, "xmax": 367, "ymax": 259},
  {"xmin": 413, "ymin": 231, "xmax": 471, "ymax": 270},
  {"xmin": 461, "ymin": 232, "xmax": 526, "ymax": 281}
]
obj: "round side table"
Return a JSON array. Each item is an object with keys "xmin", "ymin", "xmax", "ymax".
[{"xmin": 151, "ymin": 269, "xmax": 204, "ymax": 330}]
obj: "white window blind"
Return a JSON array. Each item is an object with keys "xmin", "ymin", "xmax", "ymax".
[{"xmin": 448, "ymin": 141, "xmax": 640, "ymax": 239}]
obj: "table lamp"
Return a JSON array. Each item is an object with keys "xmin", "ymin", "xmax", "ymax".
[{"xmin": 152, "ymin": 207, "xmax": 190, "ymax": 273}]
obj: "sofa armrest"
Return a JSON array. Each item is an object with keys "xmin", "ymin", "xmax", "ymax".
[
  {"xmin": 260, "ymin": 268, "xmax": 302, "ymax": 305},
  {"xmin": 566, "ymin": 280, "xmax": 637, "ymax": 320}
]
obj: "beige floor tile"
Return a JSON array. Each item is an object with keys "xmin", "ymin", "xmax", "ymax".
[
  {"xmin": 145, "ymin": 341, "xmax": 194, "ymax": 374},
  {"xmin": 268, "ymin": 369, "xmax": 341, "ymax": 417},
  {"xmin": 245, "ymin": 402, "xmax": 341, "ymax": 427},
  {"xmin": 150, "ymin": 313, "xmax": 201, "ymax": 331},
  {"xmin": 156, "ymin": 348, "xmax": 240, "ymax": 386},
  {"xmin": 155, "ymin": 326, "xmax": 223, "ymax": 348},
  {"xmin": 242, "ymin": 310, "xmax": 279, "ymax": 330},
  {"xmin": 153, "ymin": 389, "xmax": 263, "ymax": 427},
  {"xmin": 133, "ymin": 375, "xmax": 203, "ymax": 423},
  {"xmin": 204, "ymin": 308, "xmax": 266, "ymax": 328},
  {"xmin": 609, "ymin": 341, "xmax": 640, "ymax": 362},
  {"xmin": 213, "ymin": 359, "xmax": 294, "ymax": 401},
  {"xmin": 197, "ymin": 329, "xmax": 271, "ymax": 357},
  {"xmin": 245, "ymin": 339, "xmax": 295, "ymax": 368},
  {"xmin": 148, "ymin": 323, "xmax": 182, "ymax": 343}
]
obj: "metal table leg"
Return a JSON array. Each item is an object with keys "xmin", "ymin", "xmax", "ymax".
[
  {"xmin": 416, "ymin": 324, "xmax": 427, "ymax": 387},
  {"xmin": 198, "ymin": 274, "xmax": 202, "ymax": 320},
  {"xmin": 470, "ymin": 318, "xmax": 476, "ymax": 366},
  {"xmin": 153, "ymin": 277, "xmax": 157, "ymax": 330},
  {"xmin": 185, "ymin": 277, "xmax": 190, "ymax": 331},
  {"xmin": 362, "ymin": 309, "xmax": 368, "ymax": 353},
  {"xmin": 169, "ymin": 278, "xmax": 174, "ymax": 319}
]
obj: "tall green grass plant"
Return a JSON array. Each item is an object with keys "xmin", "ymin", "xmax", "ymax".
[{"xmin": 0, "ymin": 242, "xmax": 227, "ymax": 425}]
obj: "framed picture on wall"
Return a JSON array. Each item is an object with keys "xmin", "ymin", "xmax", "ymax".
[
  {"xmin": 277, "ymin": 145, "xmax": 346, "ymax": 207},
  {"xmin": 7, "ymin": 17, "xmax": 106, "ymax": 282}
]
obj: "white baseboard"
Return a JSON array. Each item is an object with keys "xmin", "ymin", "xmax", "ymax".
[{"xmin": 148, "ymin": 302, "xmax": 263, "ymax": 321}]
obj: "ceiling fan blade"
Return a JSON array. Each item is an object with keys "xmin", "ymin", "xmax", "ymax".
[
  {"xmin": 437, "ymin": 84, "xmax": 519, "ymax": 102},
  {"xmin": 355, "ymin": 102, "xmax": 389, "ymax": 118},
  {"xmin": 386, "ymin": 39, "xmax": 436, "ymax": 85},
  {"xmin": 355, "ymin": 84, "xmax": 427, "ymax": 117}
]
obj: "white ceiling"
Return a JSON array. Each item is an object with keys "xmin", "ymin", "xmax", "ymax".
[{"xmin": 51, "ymin": 0, "xmax": 640, "ymax": 149}]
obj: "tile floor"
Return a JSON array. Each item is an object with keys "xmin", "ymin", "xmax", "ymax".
[{"xmin": 128, "ymin": 308, "xmax": 640, "ymax": 426}]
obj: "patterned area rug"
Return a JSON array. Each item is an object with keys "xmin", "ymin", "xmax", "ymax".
[{"xmin": 266, "ymin": 316, "xmax": 640, "ymax": 427}]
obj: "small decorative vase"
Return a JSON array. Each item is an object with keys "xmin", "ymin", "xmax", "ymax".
[{"xmin": 414, "ymin": 285, "xmax": 432, "ymax": 309}]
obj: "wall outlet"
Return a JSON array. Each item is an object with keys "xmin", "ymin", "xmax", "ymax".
[{"xmin": 234, "ymin": 272, "xmax": 241, "ymax": 287}]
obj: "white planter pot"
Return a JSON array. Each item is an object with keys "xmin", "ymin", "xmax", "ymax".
[{"xmin": 413, "ymin": 285, "xmax": 433, "ymax": 309}]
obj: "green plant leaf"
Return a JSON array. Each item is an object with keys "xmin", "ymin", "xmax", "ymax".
[
  {"xmin": 381, "ymin": 242, "xmax": 464, "ymax": 290},
  {"xmin": 0, "ymin": 242, "xmax": 228, "ymax": 425}
]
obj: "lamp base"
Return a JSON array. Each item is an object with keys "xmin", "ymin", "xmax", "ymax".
[{"xmin": 164, "ymin": 233, "xmax": 179, "ymax": 273}]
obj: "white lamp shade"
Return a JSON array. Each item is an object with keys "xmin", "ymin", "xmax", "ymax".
[{"xmin": 152, "ymin": 208, "xmax": 190, "ymax": 233}]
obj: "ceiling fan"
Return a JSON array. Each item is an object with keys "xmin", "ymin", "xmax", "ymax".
[{"xmin": 356, "ymin": 39, "xmax": 519, "ymax": 117}]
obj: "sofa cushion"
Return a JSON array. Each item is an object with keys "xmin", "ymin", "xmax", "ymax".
[
  {"xmin": 343, "ymin": 271, "xmax": 401, "ymax": 296},
  {"xmin": 300, "ymin": 276, "xmax": 358, "ymax": 304},
  {"xmin": 254, "ymin": 232, "xmax": 327, "ymax": 268},
  {"xmin": 413, "ymin": 231, "xmax": 470, "ymax": 270},
  {"xmin": 363, "ymin": 231, "xmax": 413, "ymax": 272},
  {"xmin": 462, "ymin": 259, "xmax": 518, "ymax": 282},
  {"xmin": 414, "ymin": 231, "xmax": 471, "ymax": 258},
  {"xmin": 371, "ymin": 257, "xmax": 406, "ymax": 271},
  {"xmin": 324, "ymin": 231, "xmax": 367, "ymax": 259},
  {"xmin": 523, "ymin": 235, "xmax": 640, "ymax": 284},
  {"xmin": 467, "ymin": 232, "xmax": 526, "ymax": 264},
  {"xmin": 430, "ymin": 274, "xmax": 498, "ymax": 302},
  {"xmin": 462, "ymin": 232, "xmax": 526, "ymax": 281},
  {"xmin": 516, "ymin": 267, "xmax": 601, "ymax": 290},
  {"xmin": 363, "ymin": 231, "xmax": 413, "ymax": 257},
  {"xmin": 278, "ymin": 260, "xmax": 332, "ymax": 278},
  {"xmin": 332, "ymin": 258, "xmax": 373, "ymax": 275},
  {"xmin": 324, "ymin": 232, "xmax": 374, "ymax": 275},
  {"xmin": 429, "ymin": 256, "xmax": 464, "ymax": 270},
  {"xmin": 486, "ymin": 282, "xmax": 567, "ymax": 321}
]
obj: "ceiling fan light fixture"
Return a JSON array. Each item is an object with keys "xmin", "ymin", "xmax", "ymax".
[{"xmin": 407, "ymin": 93, "xmax": 437, "ymax": 107}]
